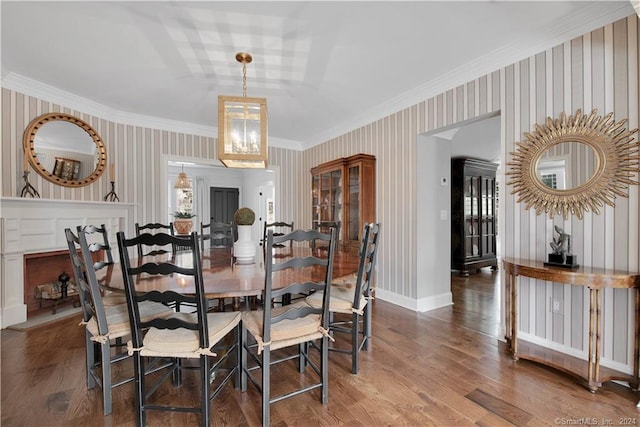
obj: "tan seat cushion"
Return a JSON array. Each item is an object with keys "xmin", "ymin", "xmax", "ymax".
[
  {"xmin": 140, "ymin": 311, "xmax": 241, "ymax": 358},
  {"xmin": 242, "ymin": 301, "xmax": 323, "ymax": 351},
  {"xmin": 333, "ymin": 273, "xmax": 358, "ymax": 288},
  {"xmin": 101, "ymin": 294, "xmax": 126, "ymax": 306},
  {"xmin": 306, "ymin": 285, "xmax": 367, "ymax": 315},
  {"xmin": 86, "ymin": 300, "xmax": 173, "ymax": 341}
]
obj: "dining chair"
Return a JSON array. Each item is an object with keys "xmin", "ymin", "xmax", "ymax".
[
  {"xmin": 311, "ymin": 221, "xmax": 341, "ymax": 251},
  {"xmin": 306, "ymin": 222, "xmax": 380, "ymax": 374},
  {"xmin": 65, "ymin": 227, "xmax": 173, "ymax": 416},
  {"xmin": 201, "ymin": 221, "xmax": 235, "ymax": 266},
  {"xmin": 241, "ymin": 227, "xmax": 337, "ymax": 426},
  {"xmin": 261, "ymin": 220, "xmax": 294, "ymax": 260},
  {"xmin": 77, "ymin": 224, "xmax": 124, "ymax": 306},
  {"xmin": 116, "ymin": 230, "xmax": 242, "ymax": 427},
  {"xmin": 134, "ymin": 222, "xmax": 180, "ymax": 257}
]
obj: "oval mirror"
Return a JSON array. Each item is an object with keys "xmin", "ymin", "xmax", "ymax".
[
  {"xmin": 23, "ymin": 113, "xmax": 107, "ymax": 187},
  {"xmin": 535, "ymin": 141, "xmax": 598, "ymax": 191},
  {"xmin": 506, "ymin": 109, "xmax": 639, "ymax": 219}
]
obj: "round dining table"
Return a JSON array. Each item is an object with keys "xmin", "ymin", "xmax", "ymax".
[{"xmin": 97, "ymin": 246, "xmax": 361, "ymax": 304}]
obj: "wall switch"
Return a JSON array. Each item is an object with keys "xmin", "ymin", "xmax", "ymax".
[
  {"xmin": 440, "ymin": 210, "xmax": 448, "ymax": 220},
  {"xmin": 440, "ymin": 177, "xmax": 448, "ymax": 186},
  {"xmin": 552, "ymin": 298, "xmax": 561, "ymax": 314}
]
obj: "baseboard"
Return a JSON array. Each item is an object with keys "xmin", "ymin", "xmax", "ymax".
[{"xmin": 375, "ymin": 289, "xmax": 453, "ymax": 313}]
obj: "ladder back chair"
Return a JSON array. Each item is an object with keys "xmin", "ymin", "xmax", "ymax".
[
  {"xmin": 77, "ymin": 224, "xmax": 124, "ymax": 306},
  {"xmin": 241, "ymin": 228, "xmax": 337, "ymax": 426},
  {"xmin": 117, "ymin": 230, "xmax": 241, "ymax": 427},
  {"xmin": 201, "ymin": 221, "xmax": 235, "ymax": 266},
  {"xmin": 311, "ymin": 221, "xmax": 341, "ymax": 251},
  {"xmin": 262, "ymin": 221, "xmax": 294, "ymax": 260},
  {"xmin": 135, "ymin": 222, "xmax": 182, "ymax": 257},
  {"xmin": 65, "ymin": 227, "xmax": 173, "ymax": 416},
  {"xmin": 306, "ymin": 223, "xmax": 380, "ymax": 374}
]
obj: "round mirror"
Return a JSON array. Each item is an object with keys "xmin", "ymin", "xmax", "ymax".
[
  {"xmin": 535, "ymin": 141, "xmax": 598, "ymax": 191},
  {"xmin": 23, "ymin": 113, "xmax": 107, "ymax": 187},
  {"xmin": 506, "ymin": 109, "xmax": 639, "ymax": 219}
]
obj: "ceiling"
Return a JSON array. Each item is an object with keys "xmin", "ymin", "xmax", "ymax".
[{"xmin": 1, "ymin": 1, "xmax": 636, "ymax": 150}]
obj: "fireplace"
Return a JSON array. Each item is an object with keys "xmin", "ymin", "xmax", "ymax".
[{"xmin": 0, "ymin": 197, "xmax": 134, "ymax": 328}]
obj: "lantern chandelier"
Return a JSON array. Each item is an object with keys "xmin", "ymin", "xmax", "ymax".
[
  {"xmin": 218, "ymin": 52, "xmax": 268, "ymax": 168},
  {"xmin": 173, "ymin": 163, "xmax": 191, "ymax": 189}
]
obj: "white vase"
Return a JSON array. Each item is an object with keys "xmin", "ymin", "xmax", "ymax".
[{"xmin": 234, "ymin": 224, "xmax": 256, "ymax": 264}]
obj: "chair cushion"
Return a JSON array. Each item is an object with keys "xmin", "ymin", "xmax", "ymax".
[
  {"xmin": 306, "ymin": 285, "xmax": 368, "ymax": 315},
  {"xmin": 86, "ymin": 301, "xmax": 173, "ymax": 341},
  {"xmin": 101, "ymin": 294, "xmax": 126, "ymax": 306},
  {"xmin": 140, "ymin": 311, "xmax": 241, "ymax": 358},
  {"xmin": 242, "ymin": 301, "xmax": 323, "ymax": 351},
  {"xmin": 332, "ymin": 273, "xmax": 358, "ymax": 288}
]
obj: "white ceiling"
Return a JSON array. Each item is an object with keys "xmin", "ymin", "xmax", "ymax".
[{"xmin": 1, "ymin": 1, "xmax": 636, "ymax": 150}]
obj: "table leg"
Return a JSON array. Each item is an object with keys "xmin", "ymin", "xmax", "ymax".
[
  {"xmin": 587, "ymin": 288, "xmax": 599, "ymax": 392},
  {"xmin": 594, "ymin": 288, "xmax": 602, "ymax": 391},
  {"xmin": 634, "ymin": 288, "xmax": 640, "ymax": 390},
  {"xmin": 505, "ymin": 267, "xmax": 511, "ymax": 344},
  {"xmin": 509, "ymin": 270, "xmax": 519, "ymax": 360}
]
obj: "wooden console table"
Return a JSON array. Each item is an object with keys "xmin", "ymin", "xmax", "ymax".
[{"xmin": 503, "ymin": 257, "xmax": 640, "ymax": 392}]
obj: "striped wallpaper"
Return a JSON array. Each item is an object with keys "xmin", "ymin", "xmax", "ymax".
[{"xmin": 1, "ymin": 15, "xmax": 638, "ymax": 370}]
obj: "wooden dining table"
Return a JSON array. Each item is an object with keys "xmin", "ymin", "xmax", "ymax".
[{"xmin": 98, "ymin": 246, "xmax": 361, "ymax": 305}]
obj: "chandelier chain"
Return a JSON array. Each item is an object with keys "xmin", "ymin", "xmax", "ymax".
[{"xmin": 242, "ymin": 63, "xmax": 247, "ymax": 97}]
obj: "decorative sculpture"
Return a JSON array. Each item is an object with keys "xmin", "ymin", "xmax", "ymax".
[{"xmin": 545, "ymin": 226, "xmax": 578, "ymax": 268}]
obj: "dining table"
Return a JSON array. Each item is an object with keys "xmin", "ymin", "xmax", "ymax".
[{"xmin": 97, "ymin": 246, "xmax": 361, "ymax": 308}]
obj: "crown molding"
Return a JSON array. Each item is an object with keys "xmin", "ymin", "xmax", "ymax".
[
  {"xmin": 301, "ymin": 2, "xmax": 635, "ymax": 149},
  {"xmin": 1, "ymin": 73, "xmax": 302, "ymax": 151}
]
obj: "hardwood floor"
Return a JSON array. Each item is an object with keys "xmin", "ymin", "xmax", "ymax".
[{"xmin": 2, "ymin": 268, "xmax": 638, "ymax": 426}]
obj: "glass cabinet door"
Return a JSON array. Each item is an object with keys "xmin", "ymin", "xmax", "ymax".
[
  {"xmin": 312, "ymin": 169, "xmax": 343, "ymax": 226},
  {"xmin": 347, "ymin": 165, "xmax": 360, "ymax": 241},
  {"xmin": 464, "ymin": 176, "xmax": 480, "ymax": 258}
]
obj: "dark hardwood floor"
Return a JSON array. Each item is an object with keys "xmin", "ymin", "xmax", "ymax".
[{"xmin": 2, "ymin": 268, "xmax": 638, "ymax": 426}]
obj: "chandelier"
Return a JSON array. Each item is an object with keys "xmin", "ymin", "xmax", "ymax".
[
  {"xmin": 218, "ymin": 52, "xmax": 268, "ymax": 168},
  {"xmin": 173, "ymin": 163, "xmax": 191, "ymax": 189}
]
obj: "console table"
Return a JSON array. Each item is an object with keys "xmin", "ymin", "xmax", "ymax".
[{"xmin": 503, "ymin": 257, "xmax": 640, "ymax": 392}]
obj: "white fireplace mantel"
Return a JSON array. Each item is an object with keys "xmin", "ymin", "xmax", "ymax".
[{"xmin": 0, "ymin": 197, "xmax": 135, "ymax": 328}]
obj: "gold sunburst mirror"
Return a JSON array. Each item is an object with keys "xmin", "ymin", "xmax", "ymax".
[{"xmin": 506, "ymin": 109, "xmax": 639, "ymax": 219}]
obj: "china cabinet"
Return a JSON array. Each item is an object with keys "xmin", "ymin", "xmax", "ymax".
[
  {"xmin": 451, "ymin": 157, "xmax": 498, "ymax": 276},
  {"xmin": 311, "ymin": 154, "xmax": 375, "ymax": 250}
]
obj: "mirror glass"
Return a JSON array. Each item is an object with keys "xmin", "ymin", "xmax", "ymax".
[
  {"xmin": 34, "ymin": 121, "xmax": 98, "ymax": 180},
  {"xmin": 24, "ymin": 113, "xmax": 106, "ymax": 187},
  {"xmin": 535, "ymin": 141, "xmax": 597, "ymax": 191}
]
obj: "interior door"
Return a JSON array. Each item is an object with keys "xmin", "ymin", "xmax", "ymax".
[{"xmin": 210, "ymin": 187, "xmax": 239, "ymax": 223}]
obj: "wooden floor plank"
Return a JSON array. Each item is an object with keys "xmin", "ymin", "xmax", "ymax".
[{"xmin": 465, "ymin": 388, "xmax": 533, "ymax": 426}]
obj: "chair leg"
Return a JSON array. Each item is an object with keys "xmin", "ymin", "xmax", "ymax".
[
  {"xmin": 134, "ymin": 353, "xmax": 145, "ymax": 427},
  {"xmin": 240, "ymin": 326, "xmax": 247, "ymax": 392},
  {"xmin": 298, "ymin": 342, "xmax": 305, "ymax": 373},
  {"xmin": 262, "ymin": 348, "xmax": 271, "ymax": 427},
  {"xmin": 85, "ymin": 331, "xmax": 96, "ymax": 389},
  {"xmin": 101, "ymin": 341, "xmax": 113, "ymax": 415},
  {"xmin": 200, "ymin": 355, "xmax": 211, "ymax": 427},
  {"xmin": 352, "ymin": 312, "xmax": 359, "ymax": 375},
  {"xmin": 363, "ymin": 304, "xmax": 372, "ymax": 350},
  {"xmin": 234, "ymin": 323, "xmax": 241, "ymax": 390},
  {"xmin": 321, "ymin": 336, "xmax": 328, "ymax": 404}
]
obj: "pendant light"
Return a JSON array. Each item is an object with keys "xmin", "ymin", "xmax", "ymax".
[
  {"xmin": 173, "ymin": 163, "xmax": 191, "ymax": 189},
  {"xmin": 218, "ymin": 52, "xmax": 268, "ymax": 168}
]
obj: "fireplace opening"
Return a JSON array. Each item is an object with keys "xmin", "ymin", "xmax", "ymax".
[{"xmin": 23, "ymin": 249, "xmax": 80, "ymax": 317}]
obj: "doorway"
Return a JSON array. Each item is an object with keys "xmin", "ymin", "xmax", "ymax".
[
  {"xmin": 418, "ymin": 112, "xmax": 501, "ymax": 336},
  {"xmin": 210, "ymin": 187, "xmax": 239, "ymax": 223}
]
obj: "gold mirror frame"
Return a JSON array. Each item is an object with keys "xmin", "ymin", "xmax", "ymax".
[
  {"xmin": 506, "ymin": 109, "xmax": 639, "ymax": 219},
  {"xmin": 23, "ymin": 112, "xmax": 107, "ymax": 187}
]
